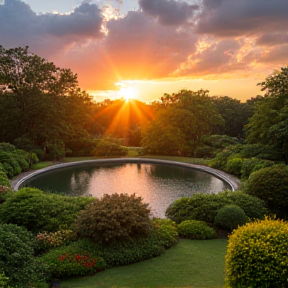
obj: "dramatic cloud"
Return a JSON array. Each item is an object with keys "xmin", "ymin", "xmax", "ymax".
[
  {"xmin": 139, "ymin": 0, "xmax": 199, "ymax": 26},
  {"xmin": 0, "ymin": 0, "xmax": 287, "ymax": 98},
  {"xmin": 197, "ymin": 0, "xmax": 288, "ymax": 37}
]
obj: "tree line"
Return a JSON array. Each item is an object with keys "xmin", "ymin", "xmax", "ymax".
[{"xmin": 1, "ymin": 46, "xmax": 287, "ymax": 162}]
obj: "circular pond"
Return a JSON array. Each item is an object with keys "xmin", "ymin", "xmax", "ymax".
[{"xmin": 20, "ymin": 161, "xmax": 231, "ymax": 218}]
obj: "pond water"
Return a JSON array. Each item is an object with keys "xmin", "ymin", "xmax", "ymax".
[{"xmin": 22, "ymin": 162, "xmax": 231, "ymax": 218}]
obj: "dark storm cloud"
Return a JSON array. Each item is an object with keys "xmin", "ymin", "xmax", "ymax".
[
  {"xmin": 197, "ymin": 0, "xmax": 288, "ymax": 37},
  {"xmin": 139, "ymin": 0, "xmax": 199, "ymax": 26}
]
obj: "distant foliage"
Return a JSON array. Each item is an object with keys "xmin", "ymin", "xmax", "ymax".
[
  {"xmin": 244, "ymin": 164, "xmax": 288, "ymax": 218},
  {"xmin": 226, "ymin": 218, "xmax": 288, "ymax": 288},
  {"xmin": 0, "ymin": 188, "xmax": 94, "ymax": 232},
  {"xmin": 214, "ymin": 205, "xmax": 249, "ymax": 231},
  {"xmin": 178, "ymin": 220, "xmax": 216, "ymax": 239},
  {"xmin": 92, "ymin": 137, "xmax": 128, "ymax": 156},
  {"xmin": 75, "ymin": 193, "xmax": 153, "ymax": 243}
]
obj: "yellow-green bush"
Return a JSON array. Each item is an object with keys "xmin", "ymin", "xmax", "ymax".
[{"xmin": 226, "ymin": 218, "xmax": 288, "ymax": 288}]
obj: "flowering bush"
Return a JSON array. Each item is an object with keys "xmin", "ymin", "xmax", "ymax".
[
  {"xmin": 36, "ymin": 229, "xmax": 78, "ymax": 254},
  {"xmin": 40, "ymin": 243, "xmax": 106, "ymax": 279},
  {"xmin": 226, "ymin": 218, "xmax": 288, "ymax": 287}
]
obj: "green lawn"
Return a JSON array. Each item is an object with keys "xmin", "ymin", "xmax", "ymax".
[{"xmin": 61, "ymin": 239, "xmax": 227, "ymax": 288}]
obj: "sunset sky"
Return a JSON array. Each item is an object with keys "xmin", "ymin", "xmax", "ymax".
[{"xmin": 1, "ymin": 0, "xmax": 288, "ymax": 102}]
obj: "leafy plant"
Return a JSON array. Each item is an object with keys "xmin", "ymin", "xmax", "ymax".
[
  {"xmin": 225, "ymin": 157, "xmax": 243, "ymax": 177},
  {"xmin": 178, "ymin": 220, "xmax": 216, "ymax": 239},
  {"xmin": 214, "ymin": 205, "xmax": 249, "ymax": 231},
  {"xmin": 0, "ymin": 224, "xmax": 47, "ymax": 287},
  {"xmin": 244, "ymin": 164, "xmax": 288, "ymax": 218},
  {"xmin": 226, "ymin": 218, "xmax": 288, "ymax": 287},
  {"xmin": 240, "ymin": 158, "xmax": 274, "ymax": 179},
  {"xmin": 75, "ymin": 193, "xmax": 153, "ymax": 243},
  {"xmin": 0, "ymin": 187, "xmax": 94, "ymax": 232},
  {"xmin": 40, "ymin": 241, "xmax": 106, "ymax": 279}
]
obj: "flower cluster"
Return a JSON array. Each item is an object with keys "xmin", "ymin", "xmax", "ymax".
[
  {"xmin": 58, "ymin": 253, "xmax": 96, "ymax": 268},
  {"xmin": 37, "ymin": 229, "xmax": 77, "ymax": 248}
]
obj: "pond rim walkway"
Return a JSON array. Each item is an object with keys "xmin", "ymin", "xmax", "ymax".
[{"xmin": 11, "ymin": 157, "xmax": 240, "ymax": 191}]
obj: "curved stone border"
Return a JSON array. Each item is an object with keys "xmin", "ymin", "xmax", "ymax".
[{"xmin": 12, "ymin": 158, "xmax": 240, "ymax": 191}]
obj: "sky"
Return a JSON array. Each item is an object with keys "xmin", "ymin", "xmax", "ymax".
[{"xmin": 1, "ymin": 0, "xmax": 288, "ymax": 102}]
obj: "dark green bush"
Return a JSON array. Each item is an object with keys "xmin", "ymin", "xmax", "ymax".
[
  {"xmin": 75, "ymin": 193, "xmax": 153, "ymax": 243},
  {"xmin": 225, "ymin": 157, "xmax": 243, "ymax": 177},
  {"xmin": 178, "ymin": 220, "xmax": 216, "ymax": 239},
  {"xmin": 166, "ymin": 191, "xmax": 268, "ymax": 224},
  {"xmin": 214, "ymin": 205, "xmax": 249, "ymax": 231},
  {"xmin": 226, "ymin": 218, "xmax": 288, "ymax": 287},
  {"xmin": 0, "ymin": 224, "xmax": 46, "ymax": 287},
  {"xmin": 241, "ymin": 158, "xmax": 274, "ymax": 179},
  {"xmin": 101, "ymin": 232, "xmax": 165, "ymax": 267},
  {"xmin": 201, "ymin": 135, "xmax": 238, "ymax": 149},
  {"xmin": 238, "ymin": 144, "xmax": 282, "ymax": 160},
  {"xmin": 166, "ymin": 194, "xmax": 232, "ymax": 224},
  {"xmin": 244, "ymin": 164, "xmax": 288, "ymax": 218},
  {"xmin": 218, "ymin": 191, "xmax": 268, "ymax": 220},
  {"xmin": 39, "ymin": 240, "xmax": 106, "ymax": 280},
  {"xmin": 0, "ymin": 188, "xmax": 94, "ymax": 232},
  {"xmin": 92, "ymin": 138, "xmax": 128, "ymax": 156}
]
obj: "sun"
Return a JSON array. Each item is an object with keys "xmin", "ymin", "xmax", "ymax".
[{"xmin": 119, "ymin": 86, "xmax": 136, "ymax": 100}]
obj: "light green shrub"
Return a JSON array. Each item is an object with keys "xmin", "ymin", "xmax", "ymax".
[
  {"xmin": 178, "ymin": 220, "xmax": 216, "ymax": 239},
  {"xmin": 241, "ymin": 158, "xmax": 274, "ymax": 179},
  {"xmin": 226, "ymin": 218, "xmax": 288, "ymax": 287},
  {"xmin": 214, "ymin": 205, "xmax": 249, "ymax": 231},
  {"xmin": 225, "ymin": 157, "xmax": 243, "ymax": 177}
]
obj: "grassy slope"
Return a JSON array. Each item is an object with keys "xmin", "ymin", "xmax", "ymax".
[{"xmin": 61, "ymin": 239, "xmax": 227, "ymax": 288}]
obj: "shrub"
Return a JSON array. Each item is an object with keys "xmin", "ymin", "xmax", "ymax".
[
  {"xmin": 152, "ymin": 218, "xmax": 178, "ymax": 248},
  {"xmin": 218, "ymin": 191, "xmax": 268, "ymax": 220},
  {"xmin": 238, "ymin": 144, "xmax": 282, "ymax": 160},
  {"xmin": 101, "ymin": 232, "xmax": 165, "ymax": 267},
  {"xmin": 201, "ymin": 135, "xmax": 238, "ymax": 149},
  {"xmin": 0, "ymin": 224, "xmax": 46, "ymax": 287},
  {"xmin": 178, "ymin": 220, "xmax": 216, "ymax": 239},
  {"xmin": 241, "ymin": 158, "xmax": 274, "ymax": 179},
  {"xmin": 244, "ymin": 164, "xmax": 288, "ymax": 218},
  {"xmin": 75, "ymin": 193, "xmax": 153, "ymax": 243},
  {"xmin": 92, "ymin": 137, "xmax": 128, "ymax": 156},
  {"xmin": 225, "ymin": 157, "xmax": 243, "ymax": 176},
  {"xmin": 39, "ymin": 240, "xmax": 106, "ymax": 280},
  {"xmin": 165, "ymin": 194, "xmax": 232, "ymax": 224},
  {"xmin": 166, "ymin": 191, "xmax": 268, "ymax": 225},
  {"xmin": 226, "ymin": 218, "xmax": 288, "ymax": 288},
  {"xmin": 194, "ymin": 145, "xmax": 217, "ymax": 158},
  {"xmin": 214, "ymin": 205, "xmax": 249, "ymax": 231},
  {"xmin": 0, "ymin": 188, "xmax": 94, "ymax": 232}
]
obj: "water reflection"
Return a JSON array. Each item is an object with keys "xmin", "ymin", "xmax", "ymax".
[{"xmin": 23, "ymin": 163, "xmax": 230, "ymax": 218}]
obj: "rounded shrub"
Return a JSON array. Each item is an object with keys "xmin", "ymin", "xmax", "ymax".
[
  {"xmin": 225, "ymin": 157, "xmax": 243, "ymax": 177},
  {"xmin": 0, "ymin": 187, "xmax": 94, "ymax": 232},
  {"xmin": 75, "ymin": 193, "xmax": 153, "ymax": 243},
  {"xmin": 241, "ymin": 158, "xmax": 274, "ymax": 179},
  {"xmin": 244, "ymin": 164, "xmax": 288, "ymax": 218},
  {"xmin": 226, "ymin": 218, "xmax": 288, "ymax": 288},
  {"xmin": 166, "ymin": 194, "xmax": 232, "ymax": 224},
  {"xmin": 178, "ymin": 220, "xmax": 216, "ymax": 239},
  {"xmin": 214, "ymin": 205, "xmax": 249, "ymax": 231},
  {"xmin": 218, "ymin": 191, "xmax": 268, "ymax": 220}
]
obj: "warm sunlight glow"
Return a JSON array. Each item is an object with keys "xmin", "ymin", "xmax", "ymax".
[{"xmin": 119, "ymin": 87, "xmax": 136, "ymax": 100}]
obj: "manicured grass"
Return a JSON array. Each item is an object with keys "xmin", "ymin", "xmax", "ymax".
[{"xmin": 61, "ymin": 239, "xmax": 227, "ymax": 288}]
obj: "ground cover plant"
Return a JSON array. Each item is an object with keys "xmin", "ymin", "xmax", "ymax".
[{"xmin": 226, "ymin": 218, "xmax": 288, "ymax": 288}]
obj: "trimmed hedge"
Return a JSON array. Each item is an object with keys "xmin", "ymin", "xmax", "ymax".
[
  {"xmin": 178, "ymin": 220, "xmax": 216, "ymax": 239},
  {"xmin": 226, "ymin": 218, "xmax": 288, "ymax": 287}
]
